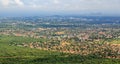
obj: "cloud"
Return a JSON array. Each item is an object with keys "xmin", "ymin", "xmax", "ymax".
[
  {"xmin": 14, "ymin": 0, "xmax": 24, "ymax": 6},
  {"xmin": 0, "ymin": 0, "xmax": 24, "ymax": 7},
  {"xmin": 53, "ymin": 0, "xmax": 60, "ymax": 4},
  {"xmin": 0, "ymin": 0, "xmax": 10, "ymax": 6},
  {"xmin": 0, "ymin": 0, "xmax": 120, "ymax": 16}
]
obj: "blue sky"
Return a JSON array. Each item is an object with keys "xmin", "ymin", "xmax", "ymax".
[{"xmin": 0, "ymin": 0, "xmax": 120, "ymax": 16}]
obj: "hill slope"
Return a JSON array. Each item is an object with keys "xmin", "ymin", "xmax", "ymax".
[{"xmin": 0, "ymin": 35, "xmax": 120, "ymax": 64}]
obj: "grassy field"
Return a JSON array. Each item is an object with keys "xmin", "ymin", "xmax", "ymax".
[
  {"xmin": 0, "ymin": 35, "xmax": 120, "ymax": 64},
  {"xmin": 0, "ymin": 35, "xmax": 46, "ymax": 44},
  {"xmin": 107, "ymin": 38, "xmax": 120, "ymax": 44}
]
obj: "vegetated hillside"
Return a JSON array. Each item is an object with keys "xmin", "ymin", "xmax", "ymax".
[
  {"xmin": 0, "ymin": 16, "xmax": 120, "ymax": 64},
  {"xmin": 108, "ymin": 38, "xmax": 120, "ymax": 44},
  {"xmin": 0, "ymin": 35, "xmax": 120, "ymax": 64}
]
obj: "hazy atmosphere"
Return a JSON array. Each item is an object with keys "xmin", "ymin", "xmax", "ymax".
[{"xmin": 0, "ymin": 0, "xmax": 120, "ymax": 16}]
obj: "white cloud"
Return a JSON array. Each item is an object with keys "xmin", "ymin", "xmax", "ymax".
[
  {"xmin": 14, "ymin": 0, "xmax": 24, "ymax": 6},
  {"xmin": 0, "ymin": 0, "xmax": 120, "ymax": 15},
  {"xmin": 0, "ymin": 0, "xmax": 24, "ymax": 7},
  {"xmin": 53, "ymin": 0, "xmax": 60, "ymax": 4},
  {"xmin": 0, "ymin": 0, "xmax": 10, "ymax": 6}
]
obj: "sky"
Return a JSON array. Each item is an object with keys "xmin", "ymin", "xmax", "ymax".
[{"xmin": 0, "ymin": 0, "xmax": 120, "ymax": 16}]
